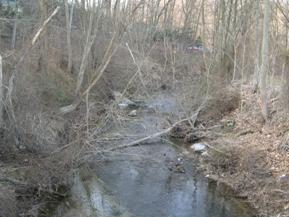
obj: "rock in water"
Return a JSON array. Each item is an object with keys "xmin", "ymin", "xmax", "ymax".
[
  {"xmin": 113, "ymin": 91, "xmax": 137, "ymax": 109},
  {"xmin": 190, "ymin": 143, "xmax": 206, "ymax": 153},
  {"xmin": 128, "ymin": 110, "xmax": 137, "ymax": 117},
  {"xmin": 117, "ymin": 98, "xmax": 137, "ymax": 109}
]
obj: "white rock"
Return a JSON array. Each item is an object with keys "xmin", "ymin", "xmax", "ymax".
[
  {"xmin": 190, "ymin": 143, "xmax": 206, "ymax": 153},
  {"xmin": 128, "ymin": 110, "xmax": 137, "ymax": 117},
  {"xmin": 279, "ymin": 174, "xmax": 289, "ymax": 182},
  {"xmin": 19, "ymin": 145, "xmax": 26, "ymax": 150},
  {"xmin": 114, "ymin": 91, "xmax": 136, "ymax": 109},
  {"xmin": 118, "ymin": 103, "xmax": 129, "ymax": 109},
  {"xmin": 118, "ymin": 100, "xmax": 136, "ymax": 109},
  {"xmin": 122, "ymin": 98, "xmax": 136, "ymax": 106}
]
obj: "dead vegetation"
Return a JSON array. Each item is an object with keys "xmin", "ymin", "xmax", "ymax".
[{"xmin": 192, "ymin": 87, "xmax": 289, "ymax": 217}]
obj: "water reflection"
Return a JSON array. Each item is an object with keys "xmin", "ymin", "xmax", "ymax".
[
  {"xmin": 91, "ymin": 144, "xmax": 255, "ymax": 217},
  {"xmin": 59, "ymin": 92, "xmax": 255, "ymax": 217}
]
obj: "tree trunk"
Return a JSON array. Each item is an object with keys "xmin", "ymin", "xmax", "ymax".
[
  {"xmin": 253, "ymin": 0, "xmax": 261, "ymax": 92},
  {"xmin": 11, "ymin": 0, "xmax": 18, "ymax": 49},
  {"xmin": 38, "ymin": 0, "xmax": 48, "ymax": 74},
  {"xmin": 0, "ymin": 55, "xmax": 3, "ymax": 126},
  {"xmin": 259, "ymin": 0, "xmax": 270, "ymax": 121},
  {"xmin": 64, "ymin": 0, "xmax": 73, "ymax": 73},
  {"xmin": 75, "ymin": 4, "xmax": 96, "ymax": 94}
]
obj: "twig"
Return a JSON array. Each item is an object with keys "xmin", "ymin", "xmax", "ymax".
[{"xmin": 237, "ymin": 129, "xmax": 254, "ymax": 137}]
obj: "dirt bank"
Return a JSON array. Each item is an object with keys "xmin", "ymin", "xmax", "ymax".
[{"xmin": 173, "ymin": 85, "xmax": 289, "ymax": 217}]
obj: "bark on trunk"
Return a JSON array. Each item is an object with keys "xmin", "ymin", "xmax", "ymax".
[{"xmin": 259, "ymin": 0, "xmax": 270, "ymax": 121}]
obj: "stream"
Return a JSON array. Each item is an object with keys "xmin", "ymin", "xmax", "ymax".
[{"xmin": 52, "ymin": 92, "xmax": 256, "ymax": 217}]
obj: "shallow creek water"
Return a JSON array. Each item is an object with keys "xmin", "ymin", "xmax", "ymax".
[{"xmin": 53, "ymin": 93, "xmax": 256, "ymax": 217}]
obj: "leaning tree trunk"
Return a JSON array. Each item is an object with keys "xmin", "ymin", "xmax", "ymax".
[
  {"xmin": 259, "ymin": 0, "xmax": 270, "ymax": 122},
  {"xmin": 0, "ymin": 55, "xmax": 3, "ymax": 126}
]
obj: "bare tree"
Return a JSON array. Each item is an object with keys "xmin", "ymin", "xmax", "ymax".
[
  {"xmin": 64, "ymin": 0, "xmax": 73, "ymax": 73},
  {"xmin": 253, "ymin": 0, "xmax": 261, "ymax": 92},
  {"xmin": 0, "ymin": 55, "xmax": 3, "ymax": 126},
  {"xmin": 38, "ymin": 0, "xmax": 48, "ymax": 74},
  {"xmin": 75, "ymin": 1, "xmax": 97, "ymax": 95},
  {"xmin": 181, "ymin": 0, "xmax": 196, "ymax": 35},
  {"xmin": 11, "ymin": 0, "xmax": 18, "ymax": 49},
  {"xmin": 60, "ymin": 0, "xmax": 144, "ymax": 114},
  {"xmin": 259, "ymin": 0, "xmax": 271, "ymax": 121}
]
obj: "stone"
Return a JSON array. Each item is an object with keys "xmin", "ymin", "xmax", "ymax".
[
  {"xmin": 190, "ymin": 143, "xmax": 206, "ymax": 153},
  {"xmin": 113, "ymin": 91, "xmax": 137, "ymax": 109},
  {"xmin": 278, "ymin": 174, "xmax": 289, "ymax": 188},
  {"xmin": 18, "ymin": 145, "xmax": 26, "ymax": 150},
  {"xmin": 118, "ymin": 99, "xmax": 137, "ymax": 109},
  {"xmin": 128, "ymin": 110, "xmax": 137, "ymax": 117}
]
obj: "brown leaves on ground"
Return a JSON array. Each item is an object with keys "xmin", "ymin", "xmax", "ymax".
[
  {"xmin": 198, "ymin": 85, "xmax": 241, "ymax": 123},
  {"xmin": 202, "ymin": 85, "xmax": 289, "ymax": 217}
]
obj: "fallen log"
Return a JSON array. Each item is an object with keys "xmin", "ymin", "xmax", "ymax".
[{"xmin": 80, "ymin": 105, "xmax": 205, "ymax": 163}]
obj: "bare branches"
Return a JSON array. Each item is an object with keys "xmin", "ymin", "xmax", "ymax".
[
  {"xmin": 60, "ymin": 1, "xmax": 145, "ymax": 114},
  {"xmin": 75, "ymin": 3, "xmax": 97, "ymax": 94},
  {"xmin": 108, "ymin": 113, "xmax": 199, "ymax": 152},
  {"xmin": 4, "ymin": 6, "xmax": 61, "ymax": 147},
  {"xmin": 32, "ymin": 6, "xmax": 60, "ymax": 46},
  {"xmin": 125, "ymin": 43, "xmax": 148, "ymax": 96},
  {"xmin": 15, "ymin": 6, "xmax": 60, "ymax": 68},
  {"xmin": 79, "ymin": 103, "xmax": 205, "ymax": 165}
]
